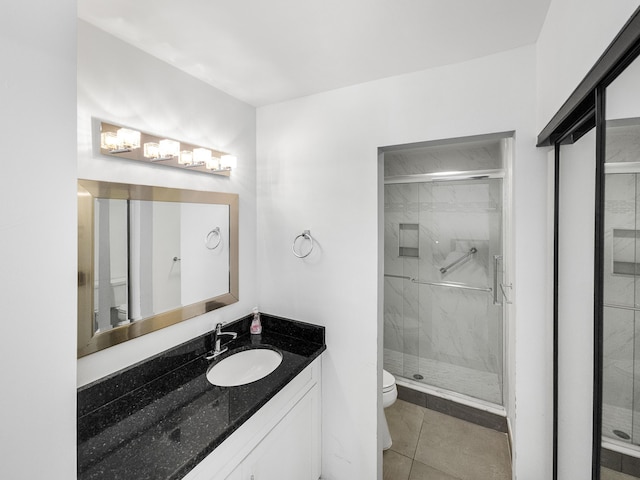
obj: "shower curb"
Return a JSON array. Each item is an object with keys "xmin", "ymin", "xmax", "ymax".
[
  {"xmin": 397, "ymin": 384, "xmax": 508, "ymax": 433},
  {"xmin": 601, "ymin": 447, "xmax": 640, "ymax": 477}
]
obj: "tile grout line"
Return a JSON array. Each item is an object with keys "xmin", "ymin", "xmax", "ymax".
[{"xmin": 411, "ymin": 407, "xmax": 426, "ymax": 460}]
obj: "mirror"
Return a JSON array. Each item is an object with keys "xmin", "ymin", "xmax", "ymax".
[
  {"xmin": 537, "ymin": 8, "xmax": 640, "ymax": 478},
  {"xmin": 78, "ymin": 179, "xmax": 239, "ymax": 357},
  {"xmin": 600, "ymin": 52, "xmax": 640, "ymax": 478}
]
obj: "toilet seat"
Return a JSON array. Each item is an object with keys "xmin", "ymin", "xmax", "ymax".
[
  {"xmin": 382, "ymin": 369, "xmax": 396, "ymax": 393},
  {"xmin": 381, "ymin": 369, "xmax": 398, "ymax": 450}
]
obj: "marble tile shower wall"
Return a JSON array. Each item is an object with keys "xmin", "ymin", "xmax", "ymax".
[
  {"xmin": 384, "ymin": 143, "xmax": 502, "ymax": 177},
  {"xmin": 384, "ymin": 177, "xmax": 503, "ymax": 403}
]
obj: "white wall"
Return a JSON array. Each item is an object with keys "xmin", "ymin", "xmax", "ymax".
[
  {"xmin": 557, "ymin": 129, "xmax": 596, "ymax": 479},
  {"xmin": 607, "ymin": 52, "xmax": 640, "ymax": 120},
  {"xmin": 257, "ymin": 45, "xmax": 550, "ymax": 479},
  {"xmin": 536, "ymin": 0, "xmax": 639, "ymax": 131},
  {"xmin": 181, "ymin": 203, "xmax": 231, "ymax": 304},
  {"xmin": 152, "ymin": 202, "xmax": 181, "ymax": 313},
  {"xmin": 76, "ymin": 21, "xmax": 258, "ymax": 386},
  {"xmin": 0, "ymin": 1, "xmax": 77, "ymax": 479}
]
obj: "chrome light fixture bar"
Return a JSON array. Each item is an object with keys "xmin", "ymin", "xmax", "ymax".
[{"xmin": 99, "ymin": 121, "xmax": 237, "ymax": 176}]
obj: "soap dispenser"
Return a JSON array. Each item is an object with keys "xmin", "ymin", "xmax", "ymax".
[{"xmin": 250, "ymin": 307, "xmax": 262, "ymax": 335}]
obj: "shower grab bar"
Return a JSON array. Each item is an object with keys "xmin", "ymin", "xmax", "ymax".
[
  {"xmin": 411, "ymin": 279, "xmax": 492, "ymax": 293},
  {"xmin": 440, "ymin": 247, "xmax": 477, "ymax": 274},
  {"xmin": 384, "ymin": 274, "xmax": 412, "ymax": 280},
  {"xmin": 604, "ymin": 303, "xmax": 640, "ymax": 312}
]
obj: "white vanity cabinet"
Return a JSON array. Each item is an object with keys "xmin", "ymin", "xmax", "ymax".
[
  {"xmin": 228, "ymin": 382, "xmax": 319, "ymax": 480},
  {"xmin": 182, "ymin": 357, "xmax": 321, "ymax": 480}
]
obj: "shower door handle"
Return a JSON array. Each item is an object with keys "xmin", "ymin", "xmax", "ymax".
[
  {"xmin": 493, "ymin": 255, "xmax": 501, "ymax": 306},
  {"xmin": 493, "ymin": 254, "xmax": 512, "ymax": 306}
]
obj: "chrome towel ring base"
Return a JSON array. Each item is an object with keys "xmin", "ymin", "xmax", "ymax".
[{"xmin": 293, "ymin": 230, "xmax": 314, "ymax": 258}]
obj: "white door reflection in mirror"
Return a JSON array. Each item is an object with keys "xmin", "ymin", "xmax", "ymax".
[
  {"xmin": 94, "ymin": 198, "xmax": 128, "ymax": 332},
  {"xmin": 180, "ymin": 202, "xmax": 229, "ymax": 306}
]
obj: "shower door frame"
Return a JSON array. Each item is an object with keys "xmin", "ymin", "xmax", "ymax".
[
  {"xmin": 602, "ymin": 163, "xmax": 640, "ymax": 450},
  {"xmin": 382, "ymin": 135, "xmax": 514, "ymax": 411}
]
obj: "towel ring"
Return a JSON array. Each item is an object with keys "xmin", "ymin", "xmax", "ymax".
[
  {"xmin": 292, "ymin": 230, "xmax": 314, "ymax": 258},
  {"xmin": 205, "ymin": 227, "xmax": 221, "ymax": 250}
]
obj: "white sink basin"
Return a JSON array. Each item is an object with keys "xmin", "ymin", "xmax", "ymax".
[{"xmin": 206, "ymin": 348, "xmax": 283, "ymax": 387}]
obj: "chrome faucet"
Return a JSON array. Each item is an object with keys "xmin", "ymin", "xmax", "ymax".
[{"xmin": 206, "ymin": 323, "xmax": 238, "ymax": 360}]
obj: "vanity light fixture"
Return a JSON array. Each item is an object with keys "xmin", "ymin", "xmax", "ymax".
[
  {"xmin": 100, "ymin": 127, "xmax": 141, "ymax": 153},
  {"xmin": 143, "ymin": 142, "xmax": 160, "ymax": 159},
  {"xmin": 193, "ymin": 147, "xmax": 212, "ymax": 165},
  {"xmin": 159, "ymin": 139, "xmax": 180, "ymax": 159},
  {"xmin": 206, "ymin": 156, "xmax": 220, "ymax": 171},
  {"xmin": 179, "ymin": 150, "xmax": 194, "ymax": 165},
  {"xmin": 99, "ymin": 121, "xmax": 236, "ymax": 177}
]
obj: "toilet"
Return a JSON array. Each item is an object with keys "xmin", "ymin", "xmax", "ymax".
[{"xmin": 381, "ymin": 369, "xmax": 398, "ymax": 450}]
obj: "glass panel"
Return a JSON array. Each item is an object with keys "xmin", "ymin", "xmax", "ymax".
[
  {"xmin": 383, "ymin": 177, "xmax": 503, "ymax": 405},
  {"xmin": 602, "ymin": 51, "xmax": 640, "ymax": 478},
  {"xmin": 415, "ymin": 178, "xmax": 503, "ymax": 404},
  {"xmin": 383, "ymin": 135, "xmax": 507, "ymax": 408},
  {"xmin": 383, "ymin": 183, "xmax": 419, "ymax": 378},
  {"xmin": 602, "ymin": 173, "xmax": 637, "ymax": 449}
]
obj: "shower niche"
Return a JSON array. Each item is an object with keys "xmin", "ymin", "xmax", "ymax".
[
  {"xmin": 382, "ymin": 133, "xmax": 512, "ymax": 407},
  {"xmin": 612, "ymin": 228, "xmax": 640, "ymax": 276},
  {"xmin": 398, "ymin": 223, "xmax": 420, "ymax": 258}
]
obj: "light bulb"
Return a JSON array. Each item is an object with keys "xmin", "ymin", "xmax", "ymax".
[
  {"xmin": 179, "ymin": 150, "xmax": 193, "ymax": 165},
  {"xmin": 159, "ymin": 139, "xmax": 180, "ymax": 158},
  {"xmin": 101, "ymin": 131, "xmax": 119, "ymax": 151},
  {"xmin": 193, "ymin": 148, "xmax": 212, "ymax": 165},
  {"xmin": 144, "ymin": 142, "xmax": 160, "ymax": 159},
  {"xmin": 117, "ymin": 128, "xmax": 140, "ymax": 149},
  {"xmin": 205, "ymin": 157, "xmax": 220, "ymax": 170}
]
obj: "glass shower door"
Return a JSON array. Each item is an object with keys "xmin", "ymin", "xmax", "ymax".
[
  {"xmin": 413, "ymin": 178, "xmax": 504, "ymax": 405},
  {"xmin": 602, "ymin": 52, "xmax": 640, "ymax": 463},
  {"xmin": 383, "ymin": 176, "xmax": 505, "ymax": 406},
  {"xmin": 602, "ymin": 169, "xmax": 640, "ymax": 447}
]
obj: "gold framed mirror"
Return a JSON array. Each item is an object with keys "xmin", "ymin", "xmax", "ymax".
[{"xmin": 77, "ymin": 179, "xmax": 239, "ymax": 357}]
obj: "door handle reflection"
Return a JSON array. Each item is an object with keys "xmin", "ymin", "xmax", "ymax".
[{"xmin": 493, "ymin": 255, "xmax": 513, "ymax": 305}]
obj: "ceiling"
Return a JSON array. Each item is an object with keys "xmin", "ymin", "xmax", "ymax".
[{"xmin": 78, "ymin": 0, "xmax": 552, "ymax": 107}]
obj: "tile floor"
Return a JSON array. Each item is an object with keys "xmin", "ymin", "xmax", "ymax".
[
  {"xmin": 383, "ymin": 399, "xmax": 512, "ymax": 480},
  {"xmin": 602, "ymin": 468, "xmax": 640, "ymax": 479}
]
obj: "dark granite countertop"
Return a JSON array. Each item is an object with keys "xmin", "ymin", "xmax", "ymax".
[{"xmin": 77, "ymin": 314, "xmax": 326, "ymax": 480}]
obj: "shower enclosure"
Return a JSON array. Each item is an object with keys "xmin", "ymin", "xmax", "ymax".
[
  {"xmin": 601, "ymin": 121, "xmax": 640, "ymax": 453},
  {"xmin": 383, "ymin": 136, "xmax": 510, "ymax": 407}
]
